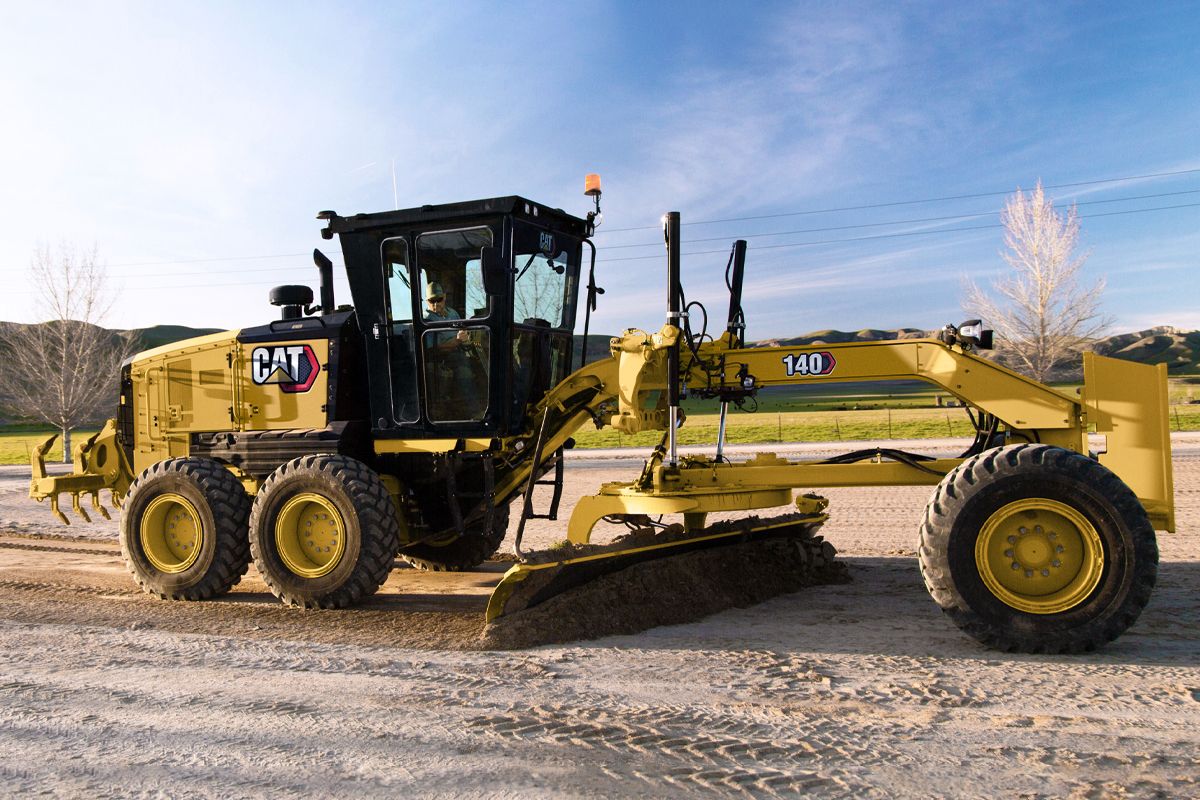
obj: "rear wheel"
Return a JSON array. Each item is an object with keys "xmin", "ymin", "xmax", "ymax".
[
  {"xmin": 919, "ymin": 444, "xmax": 1158, "ymax": 653},
  {"xmin": 120, "ymin": 458, "xmax": 252, "ymax": 600},
  {"xmin": 250, "ymin": 455, "xmax": 400, "ymax": 608},
  {"xmin": 400, "ymin": 504, "xmax": 510, "ymax": 571}
]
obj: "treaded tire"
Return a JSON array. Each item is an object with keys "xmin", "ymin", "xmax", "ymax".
[
  {"xmin": 120, "ymin": 457, "xmax": 252, "ymax": 600},
  {"xmin": 250, "ymin": 455, "xmax": 400, "ymax": 609},
  {"xmin": 400, "ymin": 504, "xmax": 510, "ymax": 572},
  {"xmin": 919, "ymin": 444, "xmax": 1158, "ymax": 653}
]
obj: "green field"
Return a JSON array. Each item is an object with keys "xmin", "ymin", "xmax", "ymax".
[
  {"xmin": 571, "ymin": 403, "xmax": 1200, "ymax": 449},
  {"xmin": 0, "ymin": 428, "xmax": 98, "ymax": 466}
]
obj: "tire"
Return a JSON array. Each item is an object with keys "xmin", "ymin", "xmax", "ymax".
[
  {"xmin": 400, "ymin": 503, "xmax": 510, "ymax": 572},
  {"xmin": 249, "ymin": 455, "xmax": 400, "ymax": 609},
  {"xmin": 919, "ymin": 444, "xmax": 1158, "ymax": 653},
  {"xmin": 119, "ymin": 457, "xmax": 252, "ymax": 600}
]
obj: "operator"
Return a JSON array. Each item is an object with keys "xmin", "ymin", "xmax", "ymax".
[
  {"xmin": 424, "ymin": 281, "xmax": 470, "ymax": 347},
  {"xmin": 423, "ymin": 281, "xmax": 480, "ymax": 418}
]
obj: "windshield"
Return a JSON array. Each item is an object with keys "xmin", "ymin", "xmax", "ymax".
[{"xmin": 513, "ymin": 224, "xmax": 580, "ymax": 329}]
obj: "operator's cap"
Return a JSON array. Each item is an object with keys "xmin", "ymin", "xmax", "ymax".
[{"xmin": 426, "ymin": 280, "xmax": 445, "ymax": 299}]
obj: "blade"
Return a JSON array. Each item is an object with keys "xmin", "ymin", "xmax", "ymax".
[{"xmin": 486, "ymin": 513, "xmax": 826, "ymax": 623}]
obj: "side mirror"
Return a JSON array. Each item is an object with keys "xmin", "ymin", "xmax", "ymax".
[{"xmin": 480, "ymin": 246, "xmax": 509, "ymax": 296}]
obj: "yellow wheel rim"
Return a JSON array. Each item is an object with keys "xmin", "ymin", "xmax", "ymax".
[
  {"xmin": 975, "ymin": 498, "xmax": 1104, "ymax": 614},
  {"xmin": 274, "ymin": 493, "xmax": 346, "ymax": 579},
  {"xmin": 140, "ymin": 494, "xmax": 203, "ymax": 574}
]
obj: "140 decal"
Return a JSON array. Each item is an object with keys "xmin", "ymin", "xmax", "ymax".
[{"xmin": 781, "ymin": 351, "xmax": 836, "ymax": 377}]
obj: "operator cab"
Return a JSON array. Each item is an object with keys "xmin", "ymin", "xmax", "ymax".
[{"xmin": 320, "ymin": 197, "xmax": 589, "ymax": 440}]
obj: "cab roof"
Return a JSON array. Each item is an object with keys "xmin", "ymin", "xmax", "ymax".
[{"xmin": 319, "ymin": 196, "xmax": 590, "ymax": 239}]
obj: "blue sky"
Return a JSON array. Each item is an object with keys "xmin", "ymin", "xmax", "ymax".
[{"xmin": 1, "ymin": 1, "xmax": 1197, "ymax": 338}]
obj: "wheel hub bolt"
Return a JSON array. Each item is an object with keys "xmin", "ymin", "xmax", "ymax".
[
  {"xmin": 1004, "ymin": 549, "xmax": 1014, "ymax": 558},
  {"xmin": 1024, "ymin": 569, "xmax": 1034, "ymax": 578},
  {"xmin": 1051, "ymin": 559, "xmax": 1061, "ymax": 568},
  {"xmin": 1041, "ymin": 569, "xmax": 1050, "ymax": 577},
  {"xmin": 1011, "ymin": 562, "xmax": 1021, "ymax": 570}
]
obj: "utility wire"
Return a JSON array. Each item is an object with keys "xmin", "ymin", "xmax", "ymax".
[
  {"xmin": 595, "ymin": 167, "xmax": 1200, "ymax": 233},
  {"xmin": 593, "ymin": 202, "xmax": 1200, "ymax": 263},
  {"xmin": 4, "ymin": 200, "xmax": 1196, "ymax": 295},
  {"xmin": 599, "ymin": 189, "xmax": 1200, "ymax": 250},
  {"xmin": 5, "ymin": 186, "xmax": 1190, "ymax": 277},
  {"xmin": 2, "ymin": 169, "xmax": 1197, "ymax": 277},
  {"xmin": 6, "ymin": 186, "xmax": 1196, "ymax": 280}
]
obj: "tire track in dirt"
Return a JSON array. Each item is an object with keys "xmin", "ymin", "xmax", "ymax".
[{"xmin": 0, "ymin": 540, "xmax": 116, "ymax": 556}]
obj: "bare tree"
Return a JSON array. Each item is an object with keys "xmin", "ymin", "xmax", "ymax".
[
  {"xmin": 964, "ymin": 181, "xmax": 1112, "ymax": 381},
  {"xmin": 0, "ymin": 243, "xmax": 137, "ymax": 462}
]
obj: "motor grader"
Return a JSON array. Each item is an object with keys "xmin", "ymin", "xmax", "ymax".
[{"xmin": 30, "ymin": 177, "xmax": 1173, "ymax": 652}]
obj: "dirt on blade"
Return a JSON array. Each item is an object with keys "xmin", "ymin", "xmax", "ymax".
[{"xmin": 481, "ymin": 523, "xmax": 849, "ymax": 649}]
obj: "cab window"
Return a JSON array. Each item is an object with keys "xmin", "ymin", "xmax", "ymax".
[{"xmin": 381, "ymin": 237, "xmax": 418, "ymax": 422}]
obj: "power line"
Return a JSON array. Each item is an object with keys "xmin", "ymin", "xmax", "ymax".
[
  {"xmin": 593, "ymin": 202, "xmax": 1200, "ymax": 263},
  {"xmin": 2, "ymin": 168, "xmax": 1196, "ymax": 276},
  {"xmin": 599, "ymin": 189, "xmax": 1200, "ymax": 250},
  {"xmin": 595, "ymin": 167, "xmax": 1200, "ymax": 233},
  {"xmin": 4, "ymin": 200, "xmax": 1195, "ymax": 296}
]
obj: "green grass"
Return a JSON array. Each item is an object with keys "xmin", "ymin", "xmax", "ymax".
[
  {"xmin": 0, "ymin": 428, "xmax": 97, "ymax": 466},
  {"xmin": 572, "ymin": 403, "xmax": 1200, "ymax": 449}
]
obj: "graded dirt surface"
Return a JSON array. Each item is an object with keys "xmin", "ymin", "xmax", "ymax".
[{"xmin": 1, "ymin": 437, "xmax": 1197, "ymax": 798}]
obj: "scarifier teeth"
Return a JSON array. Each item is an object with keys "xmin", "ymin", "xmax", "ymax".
[
  {"xmin": 49, "ymin": 495, "xmax": 69, "ymax": 526},
  {"xmin": 71, "ymin": 493, "xmax": 92, "ymax": 524},
  {"xmin": 91, "ymin": 492, "xmax": 111, "ymax": 521}
]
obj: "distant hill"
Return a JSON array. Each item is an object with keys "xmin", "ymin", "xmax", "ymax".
[
  {"xmin": 757, "ymin": 328, "xmax": 929, "ymax": 348},
  {"xmin": 130, "ymin": 324, "xmax": 225, "ymax": 351},
  {"xmin": 1085, "ymin": 326, "xmax": 1200, "ymax": 375}
]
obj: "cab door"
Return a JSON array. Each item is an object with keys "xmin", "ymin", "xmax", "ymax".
[{"xmin": 413, "ymin": 226, "xmax": 497, "ymax": 426}]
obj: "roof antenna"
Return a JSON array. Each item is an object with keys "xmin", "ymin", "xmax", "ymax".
[{"xmin": 391, "ymin": 158, "xmax": 399, "ymax": 210}]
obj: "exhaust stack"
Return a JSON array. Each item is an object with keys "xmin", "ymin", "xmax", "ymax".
[{"xmin": 313, "ymin": 249, "xmax": 335, "ymax": 314}]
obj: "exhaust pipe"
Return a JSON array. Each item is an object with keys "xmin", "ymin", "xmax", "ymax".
[{"xmin": 313, "ymin": 249, "xmax": 335, "ymax": 314}]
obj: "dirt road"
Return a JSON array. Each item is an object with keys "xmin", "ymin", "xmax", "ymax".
[{"xmin": 1, "ymin": 440, "xmax": 1197, "ymax": 797}]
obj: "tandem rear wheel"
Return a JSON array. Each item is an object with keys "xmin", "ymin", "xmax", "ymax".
[
  {"xmin": 119, "ymin": 457, "xmax": 252, "ymax": 600},
  {"xmin": 919, "ymin": 444, "xmax": 1158, "ymax": 653},
  {"xmin": 249, "ymin": 455, "xmax": 401, "ymax": 609},
  {"xmin": 400, "ymin": 503, "xmax": 510, "ymax": 572}
]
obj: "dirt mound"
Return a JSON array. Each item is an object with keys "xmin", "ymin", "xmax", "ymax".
[{"xmin": 480, "ymin": 533, "xmax": 850, "ymax": 650}]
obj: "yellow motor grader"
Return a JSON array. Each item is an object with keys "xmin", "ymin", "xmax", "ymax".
[{"xmin": 30, "ymin": 177, "xmax": 1173, "ymax": 652}]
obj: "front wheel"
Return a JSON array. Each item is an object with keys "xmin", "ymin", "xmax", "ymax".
[
  {"xmin": 250, "ymin": 455, "xmax": 400, "ymax": 609},
  {"xmin": 119, "ymin": 458, "xmax": 252, "ymax": 600},
  {"xmin": 919, "ymin": 444, "xmax": 1158, "ymax": 653}
]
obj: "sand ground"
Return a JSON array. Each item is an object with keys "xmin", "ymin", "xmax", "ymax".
[{"xmin": 0, "ymin": 437, "xmax": 1196, "ymax": 798}]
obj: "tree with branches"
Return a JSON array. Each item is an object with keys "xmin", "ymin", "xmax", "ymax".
[
  {"xmin": 964, "ymin": 181, "xmax": 1112, "ymax": 381},
  {"xmin": 0, "ymin": 243, "xmax": 137, "ymax": 462}
]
